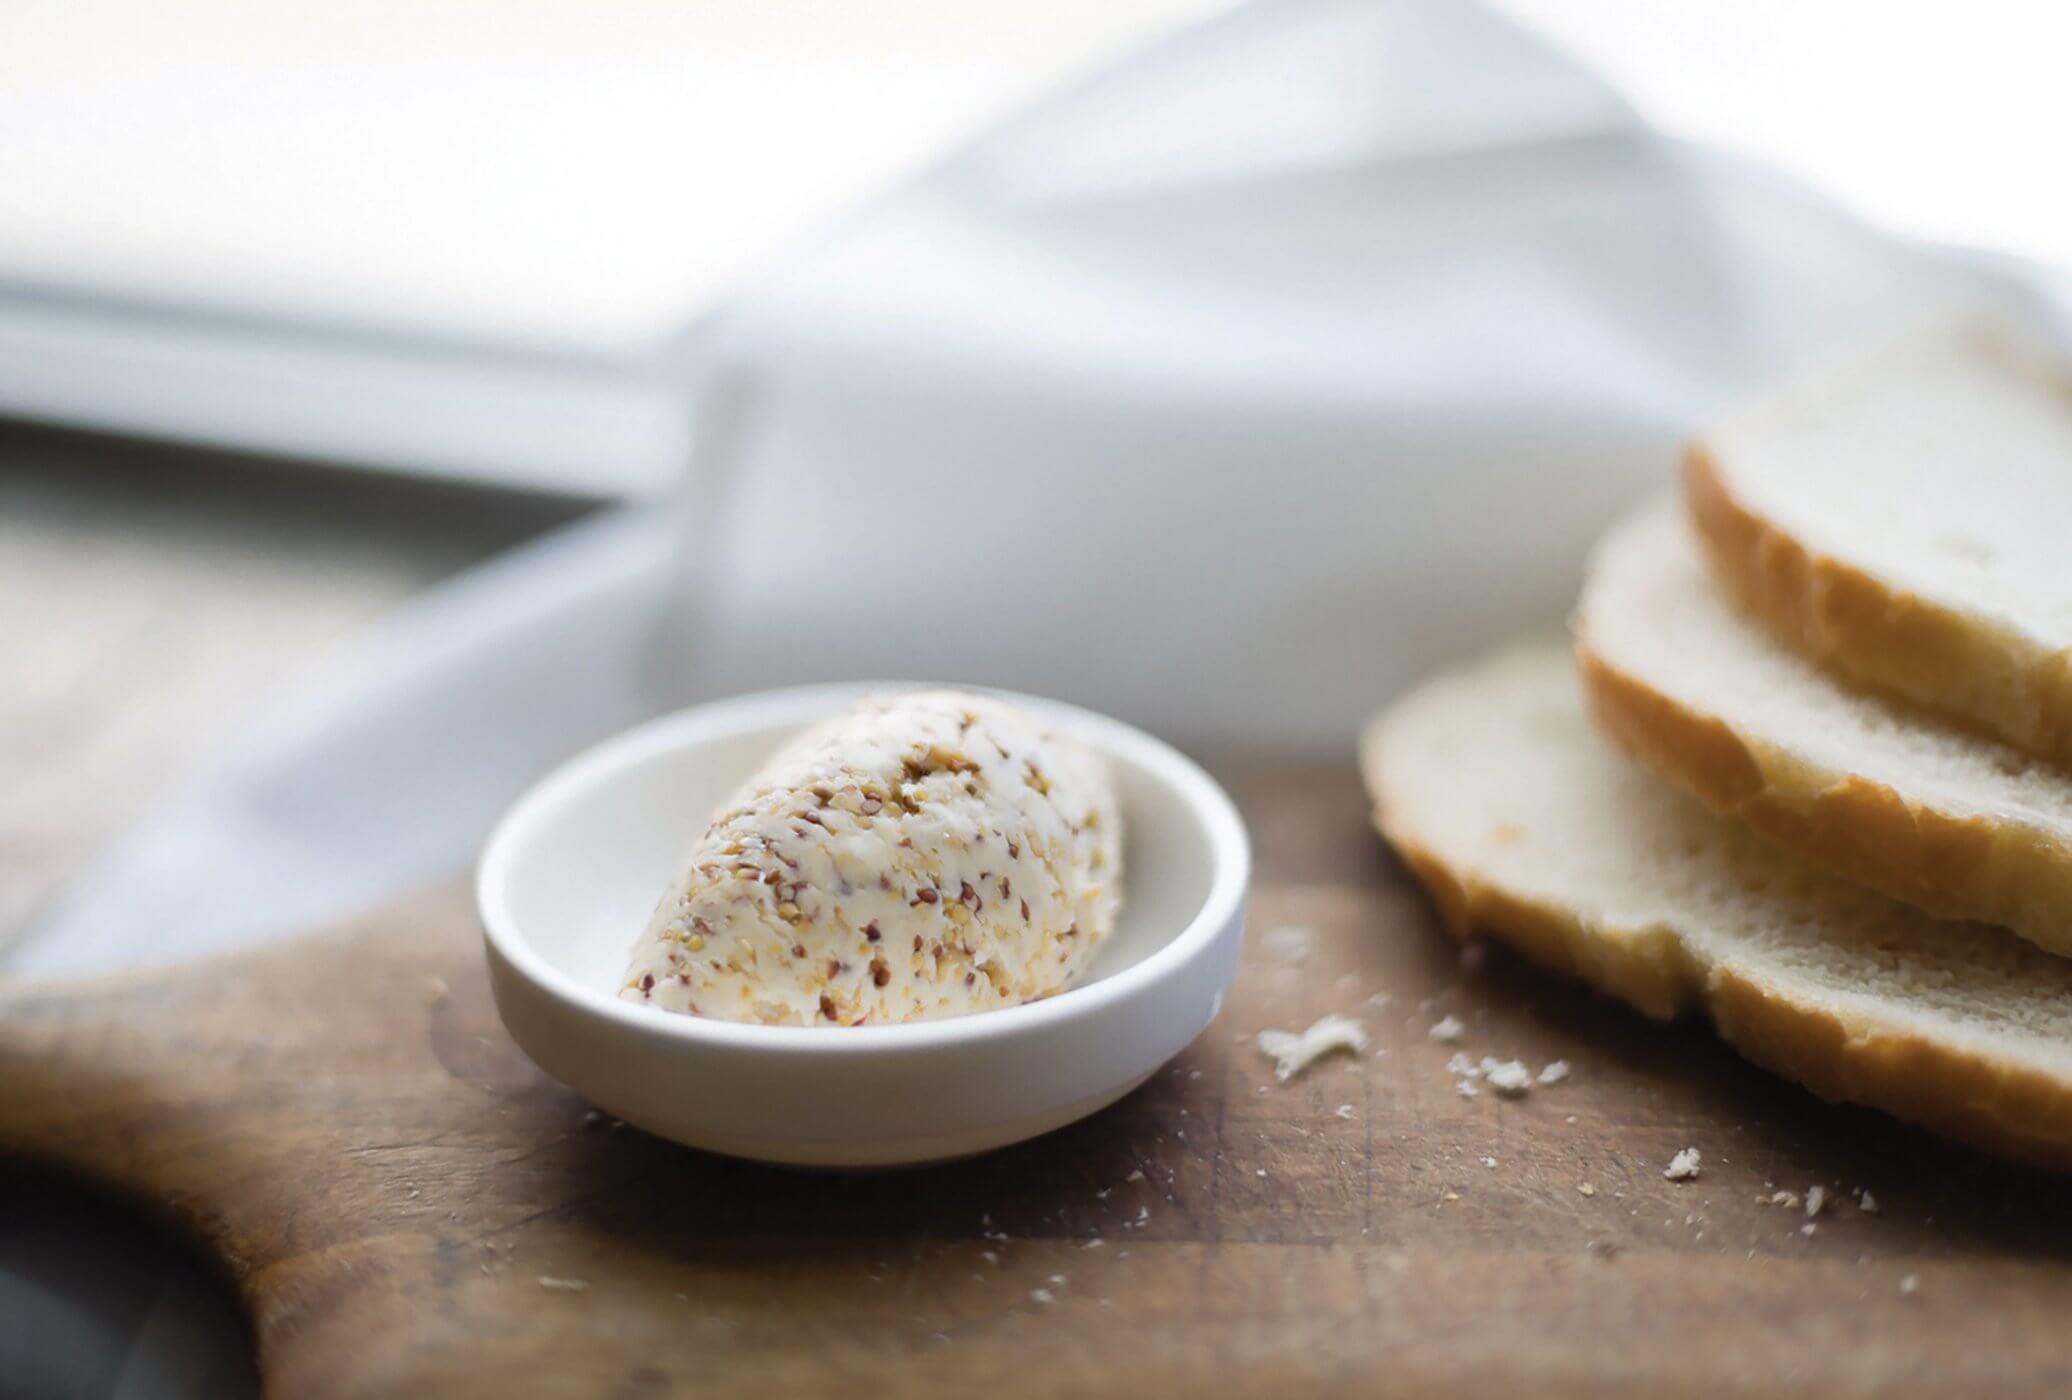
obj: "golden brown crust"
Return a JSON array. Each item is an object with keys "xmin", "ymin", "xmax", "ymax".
[
  {"xmin": 1704, "ymin": 964, "xmax": 2072, "ymax": 1169},
  {"xmin": 1573, "ymin": 632, "xmax": 2072, "ymax": 959},
  {"xmin": 1361, "ymin": 714, "xmax": 2072, "ymax": 1171},
  {"xmin": 1685, "ymin": 446, "xmax": 2072, "ymax": 770},
  {"xmin": 1370, "ymin": 809, "xmax": 1692, "ymax": 1023},
  {"xmin": 1358, "ymin": 712, "xmax": 1695, "ymax": 1022}
]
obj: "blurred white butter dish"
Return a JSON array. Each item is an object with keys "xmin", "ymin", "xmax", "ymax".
[{"xmin": 477, "ymin": 683, "xmax": 1249, "ymax": 1167}]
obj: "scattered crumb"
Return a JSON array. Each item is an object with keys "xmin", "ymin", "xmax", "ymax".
[
  {"xmin": 1900, "ymin": 1274, "xmax": 1920, "ymax": 1297},
  {"xmin": 1565, "ymin": 1115, "xmax": 1577, "ymax": 1125},
  {"xmin": 1447, "ymin": 1052, "xmax": 1480, "ymax": 1079},
  {"xmin": 1049, "ymin": 1274, "xmax": 1066, "ymax": 1286},
  {"xmin": 1858, "ymin": 1190, "xmax": 1879, "ymax": 1214},
  {"xmin": 1429, "ymin": 1015, "xmax": 1466, "ymax": 1044},
  {"xmin": 1083, "ymin": 1239, "xmax": 1105, "ymax": 1250},
  {"xmin": 1805, "ymin": 1185, "xmax": 1826, "ymax": 1218},
  {"xmin": 1335, "ymin": 1104, "xmax": 1356, "ymax": 1120},
  {"xmin": 537, "ymin": 1277, "xmax": 590, "ymax": 1292},
  {"xmin": 1125, "ymin": 1168, "xmax": 1145, "ymax": 1183},
  {"xmin": 1537, "ymin": 1060, "xmax": 1570, "ymax": 1086},
  {"xmin": 1442, "ymin": 1191, "xmax": 1460, "ymax": 1202},
  {"xmin": 1455, "ymin": 1080, "xmax": 1480, "ymax": 1099},
  {"xmin": 1663, "ymin": 1148, "xmax": 1702, "ymax": 1182},
  {"xmin": 1258, "ymin": 1013, "xmax": 1369, "ymax": 1082},
  {"xmin": 1480, "ymin": 1058, "xmax": 1532, "ymax": 1096},
  {"xmin": 1261, "ymin": 924, "xmax": 1316, "ymax": 961},
  {"xmin": 422, "ymin": 976, "xmax": 450, "ymax": 1007},
  {"xmin": 1578, "ymin": 1183, "xmax": 1595, "ymax": 1197},
  {"xmin": 1765, "ymin": 1189, "xmax": 1801, "ymax": 1210},
  {"xmin": 1480, "ymin": 1156, "xmax": 1497, "ymax": 1169},
  {"xmin": 1030, "ymin": 1289, "xmax": 1056, "ymax": 1305},
  {"xmin": 1801, "ymin": 1223, "xmax": 1817, "ymax": 1237},
  {"xmin": 981, "ymin": 1250, "xmax": 998, "ymax": 1265}
]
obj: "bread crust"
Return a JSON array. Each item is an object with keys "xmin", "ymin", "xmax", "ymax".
[
  {"xmin": 1573, "ymin": 631, "xmax": 2072, "ymax": 959},
  {"xmin": 1361, "ymin": 711, "xmax": 2072, "ymax": 1172},
  {"xmin": 1686, "ymin": 445, "xmax": 2072, "ymax": 770}
]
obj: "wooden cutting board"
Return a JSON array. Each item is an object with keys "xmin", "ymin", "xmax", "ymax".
[{"xmin": 4, "ymin": 759, "xmax": 2070, "ymax": 1399}]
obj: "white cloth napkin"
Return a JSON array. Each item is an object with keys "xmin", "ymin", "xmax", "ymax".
[{"xmin": 15, "ymin": 0, "xmax": 2061, "ymax": 977}]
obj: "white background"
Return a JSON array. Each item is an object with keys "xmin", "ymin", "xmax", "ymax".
[{"xmin": 1, "ymin": 0, "xmax": 2064, "ymax": 358}]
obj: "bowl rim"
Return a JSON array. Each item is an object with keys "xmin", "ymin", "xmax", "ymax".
[{"xmin": 477, "ymin": 681, "xmax": 1250, "ymax": 1057}]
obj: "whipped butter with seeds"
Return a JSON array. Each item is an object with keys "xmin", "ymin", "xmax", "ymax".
[{"xmin": 621, "ymin": 691, "xmax": 1122, "ymax": 1026}]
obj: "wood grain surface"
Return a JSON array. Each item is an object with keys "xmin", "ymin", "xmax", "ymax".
[{"xmin": 3, "ymin": 759, "xmax": 2071, "ymax": 1399}]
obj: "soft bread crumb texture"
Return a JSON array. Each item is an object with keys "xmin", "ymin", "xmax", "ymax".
[
  {"xmin": 623, "ymin": 690, "xmax": 1120, "ymax": 1026},
  {"xmin": 1577, "ymin": 501, "xmax": 2072, "ymax": 957},
  {"xmin": 1257, "ymin": 1014, "xmax": 1370, "ymax": 1082},
  {"xmin": 1481, "ymin": 1059, "xmax": 1533, "ymax": 1096},
  {"xmin": 1361, "ymin": 640, "xmax": 2072, "ymax": 1170},
  {"xmin": 1689, "ymin": 324, "xmax": 2072, "ymax": 766}
]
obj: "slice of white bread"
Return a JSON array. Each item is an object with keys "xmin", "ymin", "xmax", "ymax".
[
  {"xmin": 1361, "ymin": 640, "xmax": 2072, "ymax": 1169},
  {"xmin": 1687, "ymin": 325, "xmax": 2072, "ymax": 767},
  {"xmin": 1576, "ymin": 501, "xmax": 2072, "ymax": 958}
]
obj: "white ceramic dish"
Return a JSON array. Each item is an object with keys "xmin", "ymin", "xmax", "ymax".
[{"xmin": 477, "ymin": 683, "xmax": 1249, "ymax": 1168}]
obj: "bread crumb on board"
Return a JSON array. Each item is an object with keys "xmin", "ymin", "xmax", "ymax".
[
  {"xmin": 1446, "ymin": 1051, "xmax": 1565, "ymax": 1099},
  {"xmin": 1663, "ymin": 1147, "xmax": 1702, "ymax": 1181},
  {"xmin": 1260, "ymin": 924, "xmax": 1316, "ymax": 962},
  {"xmin": 537, "ymin": 1277, "xmax": 591, "ymax": 1292},
  {"xmin": 1481, "ymin": 1059, "xmax": 1533, "ymax": 1096},
  {"xmin": 1258, "ymin": 1014, "xmax": 1370, "ymax": 1081},
  {"xmin": 1578, "ymin": 1182, "xmax": 1596, "ymax": 1197},
  {"xmin": 1900, "ymin": 1274, "xmax": 1921, "ymax": 1297},
  {"xmin": 1804, "ymin": 1185, "xmax": 1826, "ymax": 1218},
  {"xmin": 1429, "ymin": 1015, "xmax": 1467, "ymax": 1044}
]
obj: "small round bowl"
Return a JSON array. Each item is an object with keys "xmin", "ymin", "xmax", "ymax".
[{"xmin": 477, "ymin": 683, "xmax": 1249, "ymax": 1168}]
